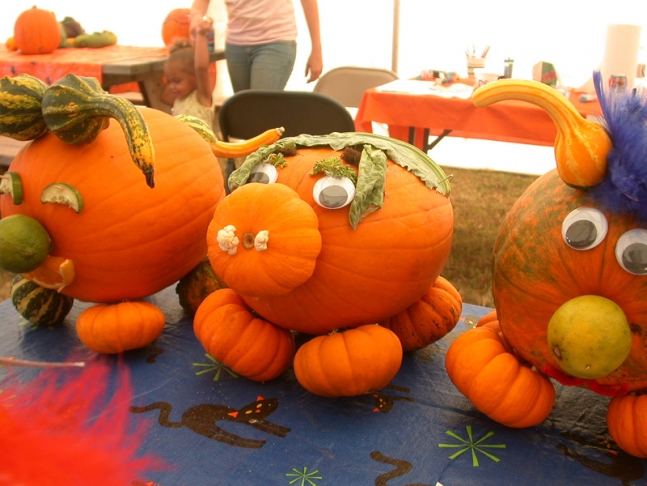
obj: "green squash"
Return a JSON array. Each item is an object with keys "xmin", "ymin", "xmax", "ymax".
[
  {"xmin": 11, "ymin": 275, "xmax": 74, "ymax": 326},
  {"xmin": 176, "ymin": 258, "xmax": 228, "ymax": 315},
  {"xmin": 0, "ymin": 74, "xmax": 49, "ymax": 141}
]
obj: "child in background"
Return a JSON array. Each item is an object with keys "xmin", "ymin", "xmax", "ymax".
[{"xmin": 161, "ymin": 15, "xmax": 214, "ymax": 127}]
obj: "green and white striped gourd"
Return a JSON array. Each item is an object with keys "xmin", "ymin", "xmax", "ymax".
[
  {"xmin": 11, "ymin": 275, "xmax": 74, "ymax": 326},
  {"xmin": 0, "ymin": 74, "xmax": 49, "ymax": 141}
]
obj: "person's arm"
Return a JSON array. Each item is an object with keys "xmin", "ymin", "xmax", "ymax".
[
  {"xmin": 300, "ymin": 0, "xmax": 323, "ymax": 83},
  {"xmin": 194, "ymin": 17, "xmax": 213, "ymax": 108},
  {"xmin": 190, "ymin": 0, "xmax": 210, "ymax": 40}
]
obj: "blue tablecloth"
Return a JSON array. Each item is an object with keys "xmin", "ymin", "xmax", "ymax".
[{"xmin": 1, "ymin": 286, "xmax": 645, "ymax": 485}]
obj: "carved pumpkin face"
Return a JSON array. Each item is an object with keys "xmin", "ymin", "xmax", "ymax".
[
  {"xmin": 0, "ymin": 108, "xmax": 225, "ymax": 303},
  {"xmin": 206, "ymin": 134, "xmax": 454, "ymax": 335}
]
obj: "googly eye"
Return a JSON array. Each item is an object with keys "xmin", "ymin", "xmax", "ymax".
[
  {"xmin": 616, "ymin": 229, "xmax": 647, "ymax": 275},
  {"xmin": 561, "ymin": 207, "xmax": 608, "ymax": 250},
  {"xmin": 247, "ymin": 163, "xmax": 278, "ymax": 184},
  {"xmin": 312, "ymin": 176, "xmax": 356, "ymax": 209}
]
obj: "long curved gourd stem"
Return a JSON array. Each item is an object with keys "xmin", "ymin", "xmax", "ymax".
[
  {"xmin": 42, "ymin": 74, "xmax": 155, "ymax": 188},
  {"xmin": 175, "ymin": 115, "xmax": 285, "ymax": 159},
  {"xmin": 472, "ymin": 79, "xmax": 611, "ymax": 188}
]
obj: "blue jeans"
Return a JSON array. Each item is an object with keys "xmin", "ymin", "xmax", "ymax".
[{"xmin": 225, "ymin": 41, "xmax": 297, "ymax": 92}]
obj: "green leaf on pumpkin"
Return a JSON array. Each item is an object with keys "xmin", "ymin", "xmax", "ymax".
[{"xmin": 228, "ymin": 132, "xmax": 451, "ymax": 229}]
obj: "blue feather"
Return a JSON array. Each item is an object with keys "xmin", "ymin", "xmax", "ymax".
[{"xmin": 588, "ymin": 70, "xmax": 647, "ymax": 222}]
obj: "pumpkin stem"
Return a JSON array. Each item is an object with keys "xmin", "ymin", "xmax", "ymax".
[
  {"xmin": 472, "ymin": 79, "xmax": 611, "ymax": 188},
  {"xmin": 41, "ymin": 74, "xmax": 156, "ymax": 188},
  {"xmin": 242, "ymin": 232, "xmax": 255, "ymax": 249}
]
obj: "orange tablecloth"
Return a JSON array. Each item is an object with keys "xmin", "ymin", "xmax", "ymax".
[
  {"xmin": 355, "ymin": 83, "xmax": 603, "ymax": 149},
  {"xmin": 0, "ymin": 44, "xmax": 169, "ymax": 90}
]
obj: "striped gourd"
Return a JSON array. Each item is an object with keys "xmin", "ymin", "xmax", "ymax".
[
  {"xmin": 0, "ymin": 74, "xmax": 49, "ymax": 141},
  {"xmin": 41, "ymin": 73, "xmax": 156, "ymax": 188},
  {"xmin": 11, "ymin": 275, "xmax": 74, "ymax": 327}
]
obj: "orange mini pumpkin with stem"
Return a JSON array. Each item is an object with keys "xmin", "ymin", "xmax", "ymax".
[
  {"xmin": 200, "ymin": 132, "xmax": 458, "ymax": 395},
  {"xmin": 161, "ymin": 8, "xmax": 191, "ymax": 46},
  {"xmin": 13, "ymin": 6, "xmax": 61, "ymax": 55}
]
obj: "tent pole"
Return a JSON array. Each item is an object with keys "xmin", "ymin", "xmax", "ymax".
[{"xmin": 391, "ymin": 0, "xmax": 400, "ymax": 74}]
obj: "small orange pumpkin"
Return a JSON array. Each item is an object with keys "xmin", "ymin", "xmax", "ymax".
[
  {"xmin": 161, "ymin": 8, "xmax": 191, "ymax": 46},
  {"xmin": 76, "ymin": 301, "xmax": 166, "ymax": 354},
  {"xmin": 293, "ymin": 324, "xmax": 403, "ymax": 397},
  {"xmin": 445, "ymin": 315, "xmax": 556, "ymax": 428},
  {"xmin": 607, "ymin": 393, "xmax": 647, "ymax": 458},
  {"xmin": 379, "ymin": 276, "xmax": 462, "ymax": 351},
  {"xmin": 5, "ymin": 37, "xmax": 17, "ymax": 51},
  {"xmin": 207, "ymin": 183, "xmax": 322, "ymax": 297},
  {"xmin": 14, "ymin": 7, "xmax": 61, "ymax": 55},
  {"xmin": 194, "ymin": 289, "xmax": 296, "ymax": 381}
]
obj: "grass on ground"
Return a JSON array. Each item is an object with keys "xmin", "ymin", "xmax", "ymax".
[{"xmin": 439, "ymin": 166, "xmax": 539, "ymax": 308}]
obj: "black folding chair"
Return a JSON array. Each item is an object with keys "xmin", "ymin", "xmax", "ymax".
[{"xmin": 218, "ymin": 89, "xmax": 356, "ymax": 189}]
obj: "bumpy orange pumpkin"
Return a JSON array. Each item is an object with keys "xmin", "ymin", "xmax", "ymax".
[
  {"xmin": 14, "ymin": 7, "xmax": 61, "ymax": 55},
  {"xmin": 607, "ymin": 394, "xmax": 647, "ymax": 458},
  {"xmin": 492, "ymin": 169, "xmax": 647, "ymax": 394},
  {"xmin": 379, "ymin": 276, "xmax": 462, "ymax": 351},
  {"xmin": 76, "ymin": 301, "xmax": 166, "ymax": 354},
  {"xmin": 293, "ymin": 324, "xmax": 403, "ymax": 397},
  {"xmin": 1, "ymin": 107, "xmax": 224, "ymax": 303},
  {"xmin": 162, "ymin": 8, "xmax": 191, "ymax": 46},
  {"xmin": 445, "ymin": 315, "xmax": 556, "ymax": 428},
  {"xmin": 194, "ymin": 289, "xmax": 296, "ymax": 382}
]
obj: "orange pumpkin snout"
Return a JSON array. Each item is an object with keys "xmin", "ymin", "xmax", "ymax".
[{"xmin": 206, "ymin": 183, "xmax": 323, "ymax": 297}]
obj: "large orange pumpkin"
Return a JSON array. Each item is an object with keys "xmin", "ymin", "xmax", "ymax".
[
  {"xmin": 199, "ymin": 133, "xmax": 456, "ymax": 393},
  {"xmin": 162, "ymin": 8, "xmax": 191, "ymax": 46},
  {"xmin": 14, "ymin": 7, "xmax": 61, "ymax": 55},
  {"xmin": 492, "ymin": 169, "xmax": 647, "ymax": 394},
  {"xmin": 208, "ymin": 136, "xmax": 454, "ymax": 336},
  {"xmin": 1, "ymin": 107, "xmax": 225, "ymax": 303}
]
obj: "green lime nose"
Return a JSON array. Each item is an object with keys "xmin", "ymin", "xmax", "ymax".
[
  {"xmin": 547, "ymin": 295, "xmax": 632, "ymax": 379},
  {"xmin": 0, "ymin": 214, "xmax": 51, "ymax": 273}
]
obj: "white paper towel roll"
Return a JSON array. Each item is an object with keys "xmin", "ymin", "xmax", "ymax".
[{"xmin": 600, "ymin": 24, "xmax": 642, "ymax": 89}]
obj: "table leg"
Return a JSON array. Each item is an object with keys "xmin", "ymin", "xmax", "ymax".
[{"xmin": 425, "ymin": 129, "xmax": 452, "ymax": 151}]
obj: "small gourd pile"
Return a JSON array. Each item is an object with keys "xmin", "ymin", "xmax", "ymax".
[
  {"xmin": 445, "ymin": 73, "xmax": 647, "ymax": 458},
  {"xmin": 0, "ymin": 73, "xmax": 281, "ymax": 353}
]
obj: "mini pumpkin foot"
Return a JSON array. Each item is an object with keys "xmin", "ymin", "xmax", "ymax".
[
  {"xmin": 445, "ymin": 317, "xmax": 555, "ymax": 428},
  {"xmin": 607, "ymin": 393, "xmax": 647, "ymax": 458},
  {"xmin": 194, "ymin": 288, "xmax": 295, "ymax": 382},
  {"xmin": 293, "ymin": 324, "xmax": 403, "ymax": 397},
  {"xmin": 76, "ymin": 301, "xmax": 166, "ymax": 354},
  {"xmin": 379, "ymin": 276, "xmax": 462, "ymax": 352}
]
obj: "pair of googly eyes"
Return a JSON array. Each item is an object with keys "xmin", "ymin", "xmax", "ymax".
[
  {"xmin": 563, "ymin": 207, "xmax": 647, "ymax": 275},
  {"xmin": 248, "ymin": 163, "xmax": 356, "ymax": 210}
]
